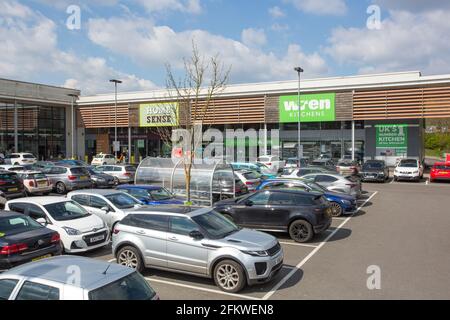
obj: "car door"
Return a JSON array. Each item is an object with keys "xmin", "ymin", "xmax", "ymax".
[
  {"xmin": 0, "ymin": 278, "xmax": 20, "ymax": 300},
  {"xmin": 166, "ymin": 216, "xmax": 208, "ymax": 275},
  {"xmin": 314, "ymin": 174, "xmax": 338, "ymax": 189},
  {"xmin": 232, "ymin": 191, "xmax": 272, "ymax": 227},
  {"xmin": 265, "ymin": 192, "xmax": 296, "ymax": 228},
  {"xmin": 12, "ymin": 280, "xmax": 61, "ymax": 300},
  {"xmin": 85, "ymin": 195, "xmax": 113, "ymax": 227}
]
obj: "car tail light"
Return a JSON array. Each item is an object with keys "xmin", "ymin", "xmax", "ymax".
[
  {"xmin": 124, "ymin": 172, "xmax": 132, "ymax": 177},
  {"xmin": 266, "ymin": 162, "xmax": 272, "ymax": 166},
  {"xmin": 0, "ymin": 243, "xmax": 28, "ymax": 255},
  {"xmin": 245, "ymin": 181, "xmax": 254, "ymax": 185},
  {"xmin": 0, "ymin": 180, "xmax": 6, "ymax": 186},
  {"xmin": 68, "ymin": 175, "xmax": 76, "ymax": 181},
  {"xmin": 51, "ymin": 233, "xmax": 61, "ymax": 243},
  {"xmin": 346, "ymin": 183, "xmax": 357, "ymax": 188},
  {"xmin": 28, "ymin": 180, "xmax": 35, "ymax": 187}
]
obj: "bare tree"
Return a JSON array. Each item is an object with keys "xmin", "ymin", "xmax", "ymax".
[{"xmin": 165, "ymin": 41, "xmax": 230, "ymax": 204}]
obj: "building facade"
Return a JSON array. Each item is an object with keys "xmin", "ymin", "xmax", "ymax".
[{"xmin": 0, "ymin": 79, "xmax": 80, "ymax": 160}]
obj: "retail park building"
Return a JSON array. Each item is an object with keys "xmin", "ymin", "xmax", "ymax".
[{"xmin": 2, "ymin": 71, "xmax": 450, "ymax": 164}]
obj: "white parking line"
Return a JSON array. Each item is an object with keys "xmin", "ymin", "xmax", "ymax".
[
  {"xmin": 261, "ymin": 191, "xmax": 378, "ymax": 301},
  {"xmin": 108, "ymin": 258, "xmax": 115, "ymax": 263},
  {"xmin": 145, "ymin": 277, "xmax": 261, "ymax": 300},
  {"xmin": 279, "ymin": 241, "xmax": 319, "ymax": 248}
]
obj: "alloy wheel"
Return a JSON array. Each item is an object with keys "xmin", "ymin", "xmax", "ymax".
[
  {"xmin": 216, "ymin": 264, "xmax": 240, "ymax": 291},
  {"xmin": 291, "ymin": 223, "xmax": 310, "ymax": 241},
  {"xmin": 330, "ymin": 202, "xmax": 343, "ymax": 217},
  {"xmin": 118, "ymin": 249, "xmax": 138, "ymax": 269}
]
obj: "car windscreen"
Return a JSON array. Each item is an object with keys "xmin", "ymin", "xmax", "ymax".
[
  {"xmin": 192, "ymin": 210, "xmax": 240, "ymax": 239},
  {"xmin": 282, "ymin": 168, "xmax": 295, "ymax": 175},
  {"xmin": 70, "ymin": 167, "xmax": 89, "ymax": 175},
  {"xmin": 258, "ymin": 157, "xmax": 270, "ymax": 162},
  {"xmin": 337, "ymin": 162, "xmax": 353, "ymax": 166},
  {"xmin": 398, "ymin": 161, "xmax": 417, "ymax": 168},
  {"xmin": 105, "ymin": 193, "xmax": 141, "ymax": 209},
  {"xmin": 362, "ymin": 162, "xmax": 383, "ymax": 169},
  {"xmin": 149, "ymin": 188, "xmax": 172, "ymax": 200},
  {"xmin": 0, "ymin": 215, "xmax": 43, "ymax": 236},
  {"xmin": 89, "ymin": 272, "xmax": 156, "ymax": 300},
  {"xmin": 242, "ymin": 171, "xmax": 259, "ymax": 180},
  {"xmin": 44, "ymin": 201, "xmax": 90, "ymax": 221}
]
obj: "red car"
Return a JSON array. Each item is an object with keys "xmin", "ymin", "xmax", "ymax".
[{"xmin": 430, "ymin": 162, "xmax": 450, "ymax": 182}]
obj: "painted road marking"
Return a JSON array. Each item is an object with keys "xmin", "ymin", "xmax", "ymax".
[
  {"xmin": 261, "ymin": 191, "xmax": 378, "ymax": 301},
  {"xmin": 279, "ymin": 241, "xmax": 319, "ymax": 248}
]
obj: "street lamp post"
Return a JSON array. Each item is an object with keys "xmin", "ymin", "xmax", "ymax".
[
  {"xmin": 68, "ymin": 93, "xmax": 79, "ymax": 160},
  {"xmin": 294, "ymin": 67, "xmax": 304, "ymax": 163},
  {"xmin": 109, "ymin": 79, "xmax": 122, "ymax": 159}
]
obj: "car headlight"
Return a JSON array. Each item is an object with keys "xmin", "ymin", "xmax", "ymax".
[
  {"xmin": 413, "ymin": 170, "xmax": 419, "ymax": 174},
  {"xmin": 341, "ymin": 199, "xmax": 351, "ymax": 205},
  {"xmin": 378, "ymin": 172, "xmax": 385, "ymax": 175},
  {"xmin": 242, "ymin": 250, "xmax": 269, "ymax": 257},
  {"xmin": 62, "ymin": 226, "xmax": 81, "ymax": 236}
]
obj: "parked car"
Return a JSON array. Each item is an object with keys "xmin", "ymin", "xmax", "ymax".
[
  {"xmin": 430, "ymin": 162, "xmax": 450, "ymax": 183},
  {"xmin": 0, "ymin": 211, "xmax": 62, "ymax": 271},
  {"xmin": 32, "ymin": 161, "xmax": 56, "ymax": 170},
  {"xmin": 95, "ymin": 164, "xmax": 136, "ymax": 184},
  {"xmin": 301, "ymin": 173, "xmax": 362, "ymax": 198},
  {"xmin": 256, "ymin": 179, "xmax": 357, "ymax": 217},
  {"xmin": 360, "ymin": 160, "xmax": 389, "ymax": 182},
  {"xmin": 230, "ymin": 162, "xmax": 277, "ymax": 179},
  {"xmin": 0, "ymin": 256, "xmax": 159, "ymax": 300},
  {"xmin": 214, "ymin": 189, "xmax": 332, "ymax": 243},
  {"xmin": 394, "ymin": 159, "xmax": 423, "ymax": 181},
  {"xmin": 67, "ymin": 189, "xmax": 145, "ymax": 230},
  {"xmin": 257, "ymin": 155, "xmax": 286, "ymax": 172},
  {"xmin": 91, "ymin": 153, "xmax": 117, "ymax": 166},
  {"xmin": 0, "ymin": 165, "xmax": 26, "ymax": 172},
  {"xmin": 42, "ymin": 165, "xmax": 92, "ymax": 194},
  {"xmin": 112, "ymin": 207, "xmax": 284, "ymax": 293},
  {"xmin": 86, "ymin": 166, "xmax": 116, "ymax": 188},
  {"xmin": 0, "ymin": 171, "xmax": 25, "ymax": 202},
  {"xmin": 5, "ymin": 197, "xmax": 109, "ymax": 253},
  {"xmin": 281, "ymin": 166, "xmax": 335, "ymax": 178},
  {"xmin": 3, "ymin": 153, "xmax": 37, "ymax": 166},
  {"xmin": 56, "ymin": 159, "xmax": 89, "ymax": 167},
  {"xmin": 234, "ymin": 170, "xmax": 262, "ymax": 191},
  {"xmin": 116, "ymin": 185, "xmax": 184, "ymax": 205},
  {"xmin": 336, "ymin": 160, "xmax": 360, "ymax": 176},
  {"xmin": 311, "ymin": 159, "xmax": 336, "ymax": 171},
  {"xmin": 16, "ymin": 171, "xmax": 52, "ymax": 195},
  {"xmin": 212, "ymin": 170, "xmax": 249, "ymax": 201},
  {"xmin": 284, "ymin": 157, "xmax": 309, "ymax": 168}
]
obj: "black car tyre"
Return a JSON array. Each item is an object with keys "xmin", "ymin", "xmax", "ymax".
[
  {"xmin": 329, "ymin": 202, "xmax": 343, "ymax": 217},
  {"xmin": 289, "ymin": 219, "xmax": 313, "ymax": 243},
  {"xmin": 117, "ymin": 246, "xmax": 144, "ymax": 273},
  {"xmin": 55, "ymin": 182, "xmax": 66, "ymax": 194},
  {"xmin": 214, "ymin": 259, "xmax": 246, "ymax": 293}
]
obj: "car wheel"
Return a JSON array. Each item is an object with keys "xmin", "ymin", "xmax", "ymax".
[
  {"xmin": 117, "ymin": 246, "xmax": 144, "ymax": 273},
  {"xmin": 103, "ymin": 162, "xmax": 107, "ymax": 165},
  {"xmin": 55, "ymin": 182, "xmax": 67, "ymax": 194},
  {"xmin": 222, "ymin": 214, "xmax": 234, "ymax": 222},
  {"xmin": 329, "ymin": 202, "xmax": 343, "ymax": 217},
  {"xmin": 289, "ymin": 220, "xmax": 313, "ymax": 243},
  {"xmin": 214, "ymin": 259, "xmax": 246, "ymax": 293},
  {"xmin": 14, "ymin": 162, "xmax": 19, "ymax": 166}
]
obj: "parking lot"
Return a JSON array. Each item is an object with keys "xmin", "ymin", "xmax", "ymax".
[{"xmin": 80, "ymin": 177, "xmax": 450, "ymax": 300}]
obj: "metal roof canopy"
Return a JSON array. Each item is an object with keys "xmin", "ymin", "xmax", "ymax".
[{"xmin": 135, "ymin": 157, "xmax": 236, "ymax": 206}]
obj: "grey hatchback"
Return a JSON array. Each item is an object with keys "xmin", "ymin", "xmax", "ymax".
[
  {"xmin": 43, "ymin": 165, "xmax": 92, "ymax": 194},
  {"xmin": 112, "ymin": 206, "xmax": 283, "ymax": 293}
]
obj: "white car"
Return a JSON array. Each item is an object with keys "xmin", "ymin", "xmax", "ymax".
[
  {"xmin": 234, "ymin": 170, "xmax": 261, "ymax": 191},
  {"xmin": 394, "ymin": 159, "xmax": 424, "ymax": 181},
  {"xmin": 4, "ymin": 153, "xmax": 37, "ymax": 166},
  {"xmin": 5, "ymin": 197, "xmax": 109, "ymax": 253},
  {"xmin": 257, "ymin": 155, "xmax": 286, "ymax": 172},
  {"xmin": 91, "ymin": 153, "xmax": 117, "ymax": 166}
]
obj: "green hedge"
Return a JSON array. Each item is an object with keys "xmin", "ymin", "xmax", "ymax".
[{"xmin": 425, "ymin": 133, "xmax": 450, "ymax": 157}]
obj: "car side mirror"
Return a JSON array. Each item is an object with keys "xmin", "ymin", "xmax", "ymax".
[
  {"xmin": 189, "ymin": 230, "xmax": 204, "ymax": 240},
  {"xmin": 101, "ymin": 206, "xmax": 110, "ymax": 213},
  {"xmin": 36, "ymin": 218, "xmax": 47, "ymax": 225},
  {"xmin": 244, "ymin": 200, "xmax": 254, "ymax": 207}
]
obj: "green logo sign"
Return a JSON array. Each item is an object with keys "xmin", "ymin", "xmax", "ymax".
[
  {"xmin": 376, "ymin": 124, "xmax": 408, "ymax": 149},
  {"xmin": 139, "ymin": 103, "xmax": 178, "ymax": 127},
  {"xmin": 279, "ymin": 93, "xmax": 336, "ymax": 123}
]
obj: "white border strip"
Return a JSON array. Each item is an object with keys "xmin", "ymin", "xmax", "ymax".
[
  {"xmin": 279, "ymin": 241, "xmax": 319, "ymax": 248},
  {"xmin": 261, "ymin": 191, "xmax": 378, "ymax": 300}
]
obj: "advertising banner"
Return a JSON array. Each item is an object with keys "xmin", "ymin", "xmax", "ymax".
[
  {"xmin": 279, "ymin": 93, "xmax": 336, "ymax": 123},
  {"xmin": 139, "ymin": 103, "xmax": 178, "ymax": 127}
]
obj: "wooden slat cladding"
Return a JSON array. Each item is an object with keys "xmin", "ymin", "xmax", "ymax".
[
  {"xmin": 353, "ymin": 86, "xmax": 450, "ymax": 120},
  {"xmin": 264, "ymin": 96, "xmax": 279, "ymax": 123},
  {"xmin": 191, "ymin": 96, "xmax": 265, "ymax": 124},
  {"xmin": 78, "ymin": 104, "xmax": 129, "ymax": 128},
  {"xmin": 335, "ymin": 92, "xmax": 353, "ymax": 121}
]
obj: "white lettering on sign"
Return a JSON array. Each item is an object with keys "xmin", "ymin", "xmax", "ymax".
[{"xmin": 283, "ymin": 99, "xmax": 332, "ymax": 112}]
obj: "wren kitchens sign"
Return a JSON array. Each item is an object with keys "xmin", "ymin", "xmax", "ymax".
[
  {"xmin": 139, "ymin": 103, "xmax": 178, "ymax": 127},
  {"xmin": 375, "ymin": 124, "xmax": 408, "ymax": 149},
  {"xmin": 279, "ymin": 93, "xmax": 336, "ymax": 123}
]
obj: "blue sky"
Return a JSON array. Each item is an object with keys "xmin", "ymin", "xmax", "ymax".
[{"xmin": 1, "ymin": 0, "xmax": 450, "ymax": 94}]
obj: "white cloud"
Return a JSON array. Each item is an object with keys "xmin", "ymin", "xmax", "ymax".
[
  {"xmin": 284, "ymin": 0, "xmax": 347, "ymax": 16},
  {"xmin": 271, "ymin": 23, "xmax": 290, "ymax": 32},
  {"xmin": 269, "ymin": 6, "xmax": 285, "ymax": 18},
  {"xmin": 0, "ymin": 0, "xmax": 156, "ymax": 94},
  {"xmin": 373, "ymin": 0, "xmax": 450, "ymax": 12},
  {"xmin": 87, "ymin": 17, "xmax": 329, "ymax": 83},
  {"xmin": 325, "ymin": 9, "xmax": 450, "ymax": 75},
  {"xmin": 135, "ymin": 0, "xmax": 202, "ymax": 14},
  {"xmin": 241, "ymin": 28, "xmax": 267, "ymax": 48}
]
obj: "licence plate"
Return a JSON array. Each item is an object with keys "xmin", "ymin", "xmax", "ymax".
[
  {"xmin": 367, "ymin": 175, "xmax": 375, "ymax": 178},
  {"xmin": 90, "ymin": 235, "xmax": 105, "ymax": 243},
  {"xmin": 38, "ymin": 181, "xmax": 47, "ymax": 186},
  {"xmin": 80, "ymin": 176, "xmax": 88, "ymax": 180},
  {"xmin": 8, "ymin": 187, "xmax": 18, "ymax": 192},
  {"xmin": 32, "ymin": 254, "xmax": 51, "ymax": 262}
]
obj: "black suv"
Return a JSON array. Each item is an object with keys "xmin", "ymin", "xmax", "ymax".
[
  {"xmin": 213, "ymin": 189, "xmax": 332, "ymax": 243},
  {"xmin": 360, "ymin": 160, "xmax": 390, "ymax": 182},
  {"xmin": 0, "ymin": 171, "xmax": 25, "ymax": 208}
]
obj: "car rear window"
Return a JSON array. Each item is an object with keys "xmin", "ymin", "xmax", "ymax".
[
  {"xmin": 242, "ymin": 171, "xmax": 258, "ymax": 180},
  {"xmin": 0, "ymin": 215, "xmax": 43, "ymax": 236},
  {"xmin": 31, "ymin": 173, "xmax": 46, "ymax": 179},
  {"xmin": 258, "ymin": 156, "xmax": 270, "ymax": 162},
  {"xmin": 0, "ymin": 173, "xmax": 17, "ymax": 181},
  {"xmin": 125, "ymin": 166, "xmax": 136, "ymax": 172},
  {"xmin": 70, "ymin": 167, "xmax": 89, "ymax": 175},
  {"xmin": 22, "ymin": 154, "xmax": 35, "ymax": 159},
  {"xmin": 88, "ymin": 272, "xmax": 156, "ymax": 300},
  {"xmin": 434, "ymin": 165, "xmax": 450, "ymax": 170}
]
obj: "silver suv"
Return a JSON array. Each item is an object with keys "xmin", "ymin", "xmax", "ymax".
[{"xmin": 112, "ymin": 206, "xmax": 284, "ymax": 293}]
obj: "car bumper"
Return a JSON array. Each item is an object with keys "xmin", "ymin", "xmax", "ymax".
[
  {"xmin": 93, "ymin": 180, "xmax": 115, "ymax": 188},
  {"xmin": 66, "ymin": 180, "xmax": 93, "ymax": 190},
  {"xmin": 26, "ymin": 186, "xmax": 53, "ymax": 194},
  {"xmin": 395, "ymin": 174, "xmax": 420, "ymax": 181},
  {"xmin": 0, "ymin": 244, "xmax": 62, "ymax": 271},
  {"xmin": 63, "ymin": 229, "xmax": 110, "ymax": 253},
  {"xmin": 246, "ymin": 250, "xmax": 284, "ymax": 285},
  {"xmin": 361, "ymin": 175, "xmax": 386, "ymax": 182},
  {"xmin": 313, "ymin": 218, "xmax": 332, "ymax": 234}
]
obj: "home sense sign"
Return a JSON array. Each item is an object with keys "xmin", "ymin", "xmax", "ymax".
[
  {"xmin": 279, "ymin": 93, "xmax": 336, "ymax": 123},
  {"xmin": 139, "ymin": 103, "xmax": 178, "ymax": 127}
]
